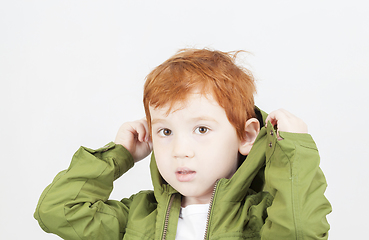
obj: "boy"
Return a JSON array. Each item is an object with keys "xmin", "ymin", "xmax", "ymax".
[{"xmin": 34, "ymin": 49, "xmax": 331, "ymax": 239}]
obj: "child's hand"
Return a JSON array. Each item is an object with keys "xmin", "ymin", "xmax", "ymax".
[
  {"xmin": 115, "ymin": 118, "xmax": 153, "ymax": 162},
  {"xmin": 265, "ymin": 109, "xmax": 308, "ymax": 140}
]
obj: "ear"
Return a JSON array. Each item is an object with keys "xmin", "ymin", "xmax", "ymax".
[{"xmin": 239, "ymin": 118, "xmax": 260, "ymax": 156}]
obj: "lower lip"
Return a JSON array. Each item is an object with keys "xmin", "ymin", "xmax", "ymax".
[{"xmin": 176, "ymin": 171, "xmax": 196, "ymax": 182}]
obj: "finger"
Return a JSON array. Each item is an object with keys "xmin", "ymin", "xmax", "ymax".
[
  {"xmin": 265, "ymin": 110, "xmax": 281, "ymax": 127},
  {"xmin": 147, "ymin": 138, "xmax": 153, "ymax": 151},
  {"xmin": 138, "ymin": 118, "xmax": 151, "ymax": 141},
  {"xmin": 129, "ymin": 122, "xmax": 148, "ymax": 142},
  {"xmin": 266, "ymin": 108, "xmax": 291, "ymax": 123}
]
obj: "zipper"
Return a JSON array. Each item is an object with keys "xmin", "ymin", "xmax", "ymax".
[
  {"xmin": 162, "ymin": 194, "xmax": 176, "ymax": 240},
  {"xmin": 203, "ymin": 180, "xmax": 219, "ymax": 240},
  {"xmin": 162, "ymin": 180, "xmax": 219, "ymax": 240}
]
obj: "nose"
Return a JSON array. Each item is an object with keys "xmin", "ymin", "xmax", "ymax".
[{"xmin": 172, "ymin": 135, "xmax": 194, "ymax": 159}]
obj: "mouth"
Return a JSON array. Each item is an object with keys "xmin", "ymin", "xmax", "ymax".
[
  {"xmin": 176, "ymin": 170, "xmax": 195, "ymax": 174},
  {"xmin": 175, "ymin": 168, "xmax": 196, "ymax": 182}
]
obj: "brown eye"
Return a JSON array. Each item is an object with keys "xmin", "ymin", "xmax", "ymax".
[
  {"xmin": 195, "ymin": 126, "xmax": 209, "ymax": 134},
  {"xmin": 159, "ymin": 128, "xmax": 172, "ymax": 136}
]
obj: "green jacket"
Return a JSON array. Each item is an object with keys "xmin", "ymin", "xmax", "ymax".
[{"xmin": 34, "ymin": 109, "xmax": 331, "ymax": 239}]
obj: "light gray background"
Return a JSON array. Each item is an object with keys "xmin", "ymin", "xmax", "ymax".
[{"xmin": 1, "ymin": 1, "xmax": 368, "ymax": 239}]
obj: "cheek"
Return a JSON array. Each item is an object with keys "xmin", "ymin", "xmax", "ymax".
[
  {"xmin": 201, "ymin": 137, "xmax": 239, "ymax": 173},
  {"xmin": 154, "ymin": 153, "xmax": 170, "ymax": 181},
  {"xmin": 205, "ymin": 135, "xmax": 239, "ymax": 158},
  {"xmin": 153, "ymin": 147, "xmax": 165, "ymax": 168},
  {"xmin": 152, "ymin": 137, "xmax": 165, "ymax": 156},
  {"xmin": 152, "ymin": 141, "xmax": 170, "ymax": 173}
]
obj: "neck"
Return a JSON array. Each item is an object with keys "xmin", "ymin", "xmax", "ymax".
[{"xmin": 181, "ymin": 194, "xmax": 212, "ymax": 207}]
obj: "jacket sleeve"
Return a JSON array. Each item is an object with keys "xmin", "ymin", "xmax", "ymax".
[
  {"xmin": 34, "ymin": 142, "xmax": 135, "ymax": 240},
  {"xmin": 261, "ymin": 124, "xmax": 332, "ymax": 239}
]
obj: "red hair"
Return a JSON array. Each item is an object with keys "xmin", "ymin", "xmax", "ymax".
[{"xmin": 143, "ymin": 48, "xmax": 256, "ymax": 140}]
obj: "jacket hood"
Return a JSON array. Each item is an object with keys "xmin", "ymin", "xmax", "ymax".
[{"xmin": 150, "ymin": 107, "xmax": 269, "ymax": 201}]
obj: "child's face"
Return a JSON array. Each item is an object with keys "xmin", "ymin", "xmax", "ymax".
[{"xmin": 150, "ymin": 92, "xmax": 241, "ymax": 206}]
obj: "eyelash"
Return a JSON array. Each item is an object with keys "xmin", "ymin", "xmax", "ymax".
[
  {"xmin": 158, "ymin": 128, "xmax": 172, "ymax": 137},
  {"xmin": 194, "ymin": 126, "xmax": 209, "ymax": 134}
]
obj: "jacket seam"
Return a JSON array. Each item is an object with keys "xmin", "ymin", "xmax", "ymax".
[
  {"xmin": 290, "ymin": 141, "xmax": 301, "ymax": 240},
  {"xmin": 275, "ymin": 141, "xmax": 299, "ymax": 239}
]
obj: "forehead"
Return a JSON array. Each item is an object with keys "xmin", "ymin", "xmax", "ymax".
[{"xmin": 149, "ymin": 92, "xmax": 225, "ymax": 120}]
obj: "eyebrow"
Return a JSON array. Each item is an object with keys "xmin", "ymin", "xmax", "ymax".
[
  {"xmin": 151, "ymin": 116, "xmax": 219, "ymax": 125},
  {"xmin": 191, "ymin": 116, "xmax": 219, "ymax": 124},
  {"xmin": 151, "ymin": 118, "xmax": 166, "ymax": 125}
]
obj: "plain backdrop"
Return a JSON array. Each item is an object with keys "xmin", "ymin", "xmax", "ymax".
[{"xmin": 1, "ymin": 1, "xmax": 368, "ymax": 239}]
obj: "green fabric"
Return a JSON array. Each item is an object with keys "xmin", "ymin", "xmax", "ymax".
[{"xmin": 34, "ymin": 109, "xmax": 331, "ymax": 239}]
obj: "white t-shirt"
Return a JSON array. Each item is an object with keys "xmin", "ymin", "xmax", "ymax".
[{"xmin": 175, "ymin": 204, "xmax": 209, "ymax": 240}]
